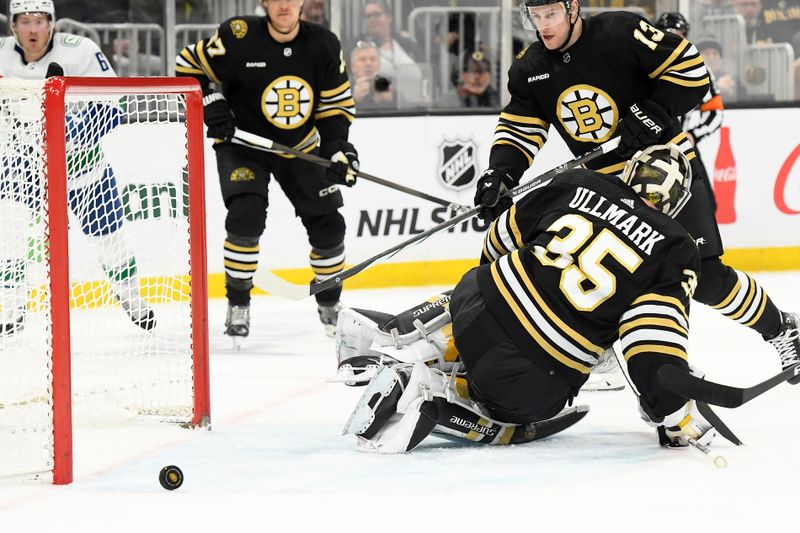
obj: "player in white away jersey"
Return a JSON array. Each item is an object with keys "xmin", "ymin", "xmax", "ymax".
[{"xmin": 0, "ymin": 0, "xmax": 156, "ymax": 333}]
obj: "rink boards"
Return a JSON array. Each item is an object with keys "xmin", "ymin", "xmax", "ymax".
[{"xmin": 104, "ymin": 107, "xmax": 800, "ymax": 295}]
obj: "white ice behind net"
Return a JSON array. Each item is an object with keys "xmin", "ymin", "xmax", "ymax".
[{"xmin": 0, "ymin": 80, "xmax": 198, "ymax": 480}]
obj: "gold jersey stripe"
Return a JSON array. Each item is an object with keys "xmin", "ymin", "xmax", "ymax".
[
  {"xmin": 619, "ymin": 316, "xmax": 688, "ymax": 337},
  {"xmin": 491, "ymin": 140, "xmax": 534, "ymax": 166},
  {"xmin": 742, "ymin": 291, "xmax": 768, "ymax": 327},
  {"xmin": 224, "ymin": 242, "xmax": 259, "ymax": 253},
  {"xmin": 315, "ymin": 108, "xmax": 355, "ymax": 122},
  {"xmin": 195, "ymin": 40, "xmax": 221, "ymax": 85},
  {"xmin": 491, "ymin": 260, "xmax": 592, "ymax": 373},
  {"xmin": 659, "ymin": 75, "xmax": 710, "ymax": 88},
  {"xmin": 631, "ymin": 293, "xmax": 688, "ymax": 319},
  {"xmin": 649, "ymin": 39, "xmax": 689, "ymax": 79},
  {"xmin": 319, "ymin": 80, "xmax": 351, "ymax": 98},
  {"xmin": 507, "ymin": 204, "xmax": 524, "ymax": 249},
  {"xmin": 511, "ymin": 252, "xmax": 602, "ymax": 354},
  {"xmin": 624, "ymin": 344, "xmax": 688, "ymax": 361}
]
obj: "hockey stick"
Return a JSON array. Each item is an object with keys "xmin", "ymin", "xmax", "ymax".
[
  {"xmin": 608, "ymin": 348, "xmax": 733, "ymax": 465},
  {"xmin": 230, "ymin": 129, "xmax": 470, "ymax": 212},
  {"xmin": 254, "ymin": 137, "xmax": 622, "ymax": 300},
  {"xmin": 658, "ymin": 363, "xmax": 800, "ymax": 409}
]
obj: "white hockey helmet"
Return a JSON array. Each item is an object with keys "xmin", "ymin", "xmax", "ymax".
[
  {"xmin": 621, "ymin": 144, "xmax": 693, "ymax": 218},
  {"xmin": 9, "ymin": 0, "xmax": 55, "ymax": 21}
]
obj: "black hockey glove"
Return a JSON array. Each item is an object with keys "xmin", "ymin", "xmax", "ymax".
[
  {"xmin": 474, "ymin": 168, "xmax": 514, "ymax": 223},
  {"xmin": 322, "ymin": 140, "xmax": 359, "ymax": 187},
  {"xmin": 202, "ymin": 93, "xmax": 236, "ymax": 142},
  {"xmin": 616, "ymin": 99, "xmax": 673, "ymax": 158}
]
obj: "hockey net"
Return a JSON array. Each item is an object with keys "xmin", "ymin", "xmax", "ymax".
[{"xmin": 0, "ymin": 77, "xmax": 209, "ymax": 484}]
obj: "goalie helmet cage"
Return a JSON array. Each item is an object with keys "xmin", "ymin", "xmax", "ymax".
[{"xmin": 0, "ymin": 77, "xmax": 210, "ymax": 485}]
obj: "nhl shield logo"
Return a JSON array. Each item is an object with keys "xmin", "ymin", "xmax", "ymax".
[{"xmin": 438, "ymin": 139, "xmax": 478, "ymax": 191}]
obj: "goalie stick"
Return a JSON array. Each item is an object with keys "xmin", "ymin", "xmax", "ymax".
[
  {"xmin": 658, "ymin": 363, "xmax": 800, "ymax": 409},
  {"xmin": 231, "ymin": 128, "xmax": 470, "ymax": 212},
  {"xmin": 253, "ymin": 137, "xmax": 622, "ymax": 300}
]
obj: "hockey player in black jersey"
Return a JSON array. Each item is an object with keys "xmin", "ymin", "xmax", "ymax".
[
  {"xmin": 339, "ymin": 145, "xmax": 718, "ymax": 453},
  {"xmin": 475, "ymin": 1, "xmax": 800, "ymax": 384},
  {"xmin": 176, "ymin": 0, "xmax": 358, "ymax": 343}
]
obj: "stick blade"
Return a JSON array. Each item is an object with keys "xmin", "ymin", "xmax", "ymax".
[
  {"xmin": 657, "ymin": 365, "xmax": 744, "ymax": 408},
  {"xmin": 252, "ymin": 268, "xmax": 311, "ymax": 301}
]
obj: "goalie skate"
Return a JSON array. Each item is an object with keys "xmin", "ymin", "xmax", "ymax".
[
  {"xmin": 225, "ymin": 303, "xmax": 250, "ymax": 350},
  {"xmin": 580, "ymin": 347, "xmax": 625, "ymax": 392}
]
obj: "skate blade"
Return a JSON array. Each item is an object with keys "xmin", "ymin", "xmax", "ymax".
[{"xmin": 342, "ymin": 367, "xmax": 399, "ymax": 436}]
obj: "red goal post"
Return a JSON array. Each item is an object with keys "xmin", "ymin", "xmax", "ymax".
[{"xmin": 0, "ymin": 77, "xmax": 210, "ymax": 485}]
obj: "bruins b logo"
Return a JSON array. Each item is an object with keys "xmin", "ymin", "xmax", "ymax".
[
  {"xmin": 262, "ymin": 76, "xmax": 314, "ymax": 130},
  {"xmin": 230, "ymin": 167, "xmax": 255, "ymax": 182},
  {"xmin": 557, "ymin": 84, "xmax": 619, "ymax": 143}
]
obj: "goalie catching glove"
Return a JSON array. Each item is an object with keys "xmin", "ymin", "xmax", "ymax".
[
  {"xmin": 474, "ymin": 168, "xmax": 514, "ymax": 223},
  {"xmin": 616, "ymin": 99, "xmax": 673, "ymax": 158},
  {"xmin": 321, "ymin": 140, "xmax": 359, "ymax": 187},
  {"xmin": 202, "ymin": 92, "xmax": 236, "ymax": 142}
]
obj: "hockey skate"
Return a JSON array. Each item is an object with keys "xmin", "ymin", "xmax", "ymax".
[
  {"xmin": 580, "ymin": 347, "xmax": 626, "ymax": 392},
  {"xmin": 766, "ymin": 312, "xmax": 800, "ymax": 384},
  {"xmin": 318, "ymin": 301, "xmax": 343, "ymax": 338},
  {"xmin": 117, "ymin": 292, "xmax": 156, "ymax": 331},
  {"xmin": 225, "ymin": 303, "xmax": 250, "ymax": 350}
]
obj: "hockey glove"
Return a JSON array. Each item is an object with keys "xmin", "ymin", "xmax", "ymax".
[
  {"xmin": 616, "ymin": 99, "xmax": 673, "ymax": 158},
  {"xmin": 322, "ymin": 140, "xmax": 360, "ymax": 187},
  {"xmin": 474, "ymin": 168, "xmax": 514, "ymax": 223},
  {"xmin": 202, "ymin": 93, "xmax": 236, "ymax": 142}
]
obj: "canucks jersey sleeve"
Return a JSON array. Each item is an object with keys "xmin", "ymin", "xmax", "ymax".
[
  {"xmin": 621, "ymin": 238, "xmax": 699, "ymax": 418},
  {"xmin": 621, "ymin": 14, "xmax": 709, "ymax": 117},
  {"xmin": 488, "ymin": 48, "xmax": 550, "ymax": 184}
]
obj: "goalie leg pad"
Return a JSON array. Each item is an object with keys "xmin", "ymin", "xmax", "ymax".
[
  {"xmin": 335, "ymin": 307, "xmax": 398, "ymax": 386},
  {"xmin": 344, "ymin": 363, "xmax": 445, "ymax": 453}
]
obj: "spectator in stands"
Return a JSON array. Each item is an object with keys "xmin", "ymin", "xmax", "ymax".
[
  {"xmin": 301, "ymin": 0, "xmax": 328, "ymax": 28},
  {"xmin": 457, "ymin": 50, "xmax": 499, "ymax": 108},
  {"xmin": 734, "ymin": 0, "xmax": 764, "ymax": 42},
  {"xmin": 360, "ymin": 0, "xmax": 427, "ymax": 108},
  {"xmin": 349, "ymin": 39, "xmax": 396, "ymax": 111},
  {"xmin": 361, "ymin": 0, "xmax": 423, "ymax": 78},
  {"xmin": 695, "ymin": 33, "xmax": 744, "ymax": 100}
]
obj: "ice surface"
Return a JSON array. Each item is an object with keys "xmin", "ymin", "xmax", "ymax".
[{"xmin": 2, "ymin": 273, "xmax": 800, "ymax": 530}]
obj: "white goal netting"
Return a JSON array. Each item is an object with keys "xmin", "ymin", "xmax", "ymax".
[{"xmin": 0, "ymin": 79, "xmax": 207, "ymax": 482}]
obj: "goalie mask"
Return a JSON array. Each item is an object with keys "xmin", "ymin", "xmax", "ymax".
[{"xmin": 622, "ymin": 144, "xmax": 692, "ymax": 218}]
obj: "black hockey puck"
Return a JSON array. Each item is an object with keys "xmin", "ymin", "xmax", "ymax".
[{"xmin": 158, "ymin": 465, "xmax": 183, "ymax": 490}]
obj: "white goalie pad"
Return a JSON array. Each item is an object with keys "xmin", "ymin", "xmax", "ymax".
[{"xmin": 333, "ymin": 307, "xmax": 458, "ymax": 386}]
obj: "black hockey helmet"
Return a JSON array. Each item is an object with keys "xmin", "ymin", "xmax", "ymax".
[
  {"xmin": 519, "ymin": 1, "xmax": 581, "ymax": 50},
  {"xmin": 622, "ymin": 144, "xmax": 693, "ymax": 218},
  {"xmin": 654, "ymin": 12, "xmax": 691, "ymax": 38}
]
